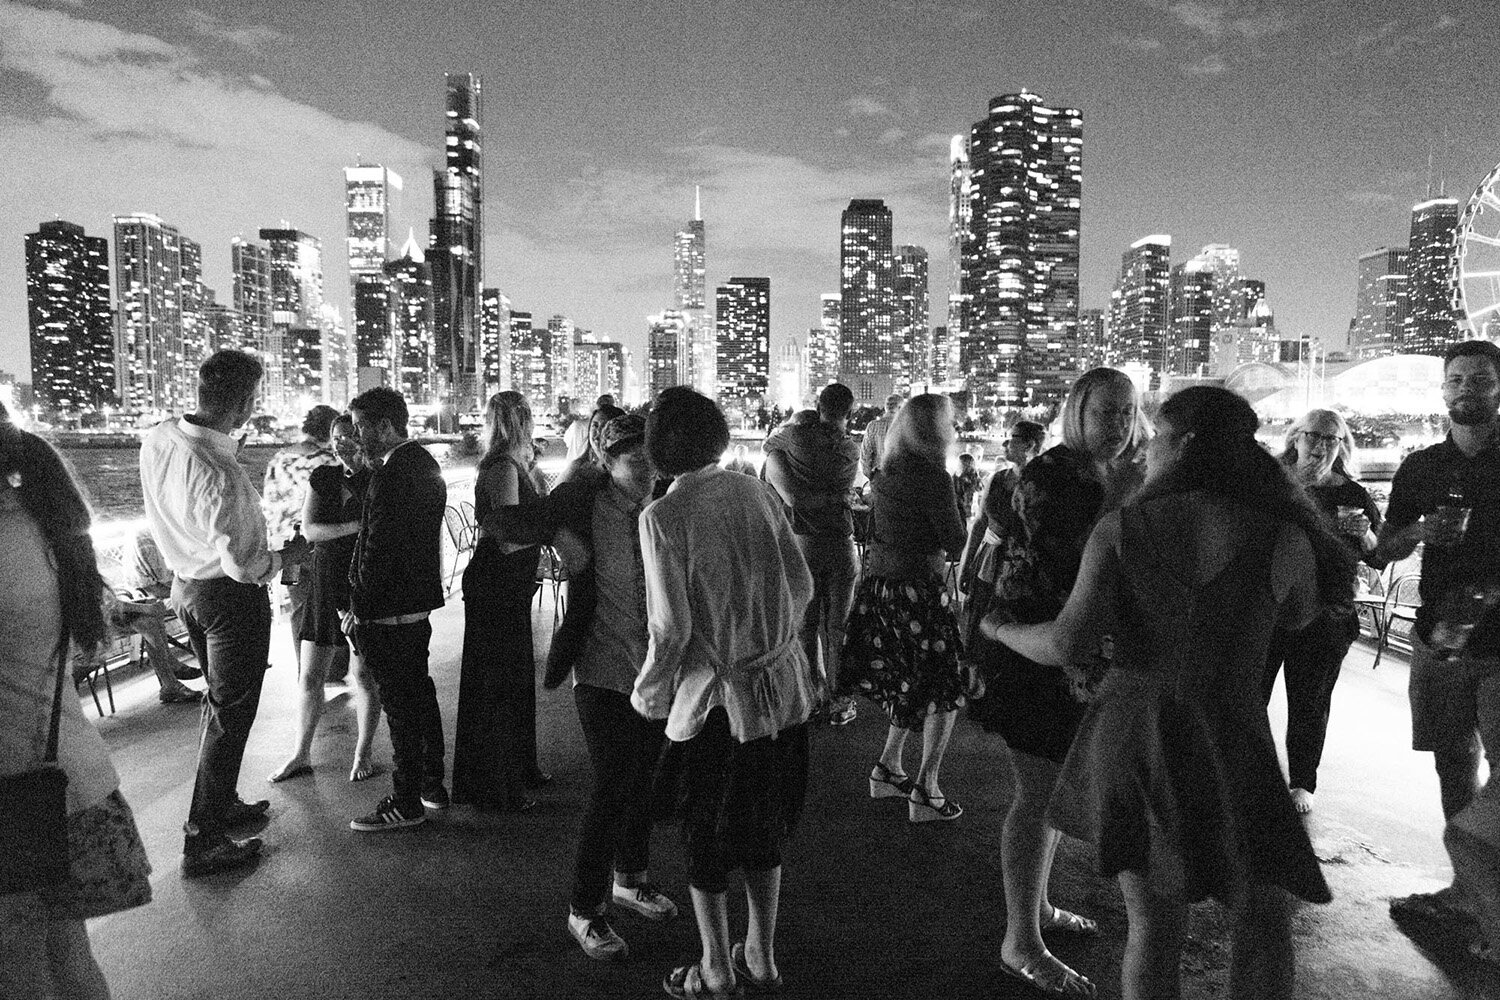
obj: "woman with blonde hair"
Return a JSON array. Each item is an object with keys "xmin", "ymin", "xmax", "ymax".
[
  {"xmin": 841, "ymin": 393, "xmax": 971, "ymax": 822},
  {"xmin": 454, "ymin": 391, "xmax": 549, "ymax": 812},
  {"xmin": 1263, "ymin": 408, "xmax": 1381, "ymax": 813},
  {"xmin": 971, "ymin": 366, "xmax": 1149, "ymax": 996}
]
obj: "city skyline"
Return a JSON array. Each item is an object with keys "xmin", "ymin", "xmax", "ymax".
[{"xmin": 1, "ymin": 0, "xmax": 1495, "ymax": 388}]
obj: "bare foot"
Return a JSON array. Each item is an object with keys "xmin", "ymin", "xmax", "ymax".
[
  {"xmin": 268, "ymin": 757, "xmax": 312, "ymax": 783},
  {"xmin": 1290, "ymin": 787, "xmax": 1314, "ymax": 813}
]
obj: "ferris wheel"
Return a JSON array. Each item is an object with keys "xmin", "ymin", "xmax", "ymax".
[{"xmin": 1454, "ymin": 160, "xmax": 1500, "ymax": 338}]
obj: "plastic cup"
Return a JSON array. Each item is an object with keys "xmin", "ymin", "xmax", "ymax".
[{"xmin": 1426, "ymin": 505, "xmax": 1472, "ymax": 548}]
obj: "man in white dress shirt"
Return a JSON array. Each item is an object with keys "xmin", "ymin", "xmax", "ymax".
[{"xmin": 140, "ymin": 350, "xmax": 305, "ymax": 877}]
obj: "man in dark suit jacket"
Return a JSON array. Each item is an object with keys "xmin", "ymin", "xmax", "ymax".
[{"xmin": 345, "ymin": 386, "xmax": 449, "ymax": 831}]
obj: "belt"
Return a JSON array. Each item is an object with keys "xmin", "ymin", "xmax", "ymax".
[{"xmin": 364, "ymin": 611, "xmax": 431, "ymax": 626}]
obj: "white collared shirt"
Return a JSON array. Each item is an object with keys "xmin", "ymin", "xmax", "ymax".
[{"xmin": 139, "ymin": 418, "xmax": 280, "ymax": 584}]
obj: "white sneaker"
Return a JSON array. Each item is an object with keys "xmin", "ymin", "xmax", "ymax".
[
  {"xmin": 567, "ymin": 910, "xmax": 629, "ymax": 961},
  {"xmin": 612, "ymin": 882, "xmax": 680, "ymax": 922}
]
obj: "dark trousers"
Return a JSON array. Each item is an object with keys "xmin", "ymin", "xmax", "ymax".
[
  {"xmin": 453, "ymin": 552, "xmax": 539, "ymax": 806},
  {"xmin": 1262, "ymin": 609, "xmax": 1360, "ymax": 793},
  {"xmin": 570, "ymin": 684, "xmax": 668, "ymax": 913},
  {"xmin": 361, "ymin": 619, "xmax": 444, "ymax": 807},
  {"xmin": 175, "ymin": 576, "xmax": 273, "ymax": 839}
]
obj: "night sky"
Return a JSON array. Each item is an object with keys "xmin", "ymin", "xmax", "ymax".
[{"xmin": 1, "ymin": 0, "xmax": 1496, "ymax": 385}]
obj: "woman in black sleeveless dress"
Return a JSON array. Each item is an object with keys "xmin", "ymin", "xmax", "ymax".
[{"xmin": 990, "ymin": 387, "xmax": 1356, "ymax": 1000}]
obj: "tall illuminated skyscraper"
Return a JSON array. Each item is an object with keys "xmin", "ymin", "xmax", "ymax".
[
  {"xmin": 345, "ymin": 163, "xmax": 402, "ymax": 313},
  {"xmin": 1108, "ymin": 235, "xmax": 1172, "ymax": 377},
  {"xmin": 716, "ymin": 277, "xmax": 771, "ymax": 410},
  {"xmin": 674, "ymin": 188, "xmax": 712, "ymax": 396},
  {"xmin": 480, "ymin": 289, "xmax": 510, "ymax": 393},
  {"xmin": 947, "ymin": 135, "xmax": 973, "ymax": 378},
  {"xmin": 839, "ymin": 199, "xmax": 897, "ymax": 403},
  {"xmin": 386, "ymin": 234, "xmax": 434, "ymax": 405},
  {"xmin": 806, "ymin": 293, "xmax": 841, "ymax": 392},
  {"xmin": 647, "ymin": 310, "xmax": 688, "ymax": 398},
  {"xmin": 1169, "ymin": 258, "xmax": 1215, "ymax": 377},
  {"xmin": 895, "ymin": 245, "xmax": 930, "ymax": 387},
  {"xmin": 1350, "ymin": 247, "xmax": 1408, "ymax": 359},
  {"xmin": 430, "ymin": 73, "xmax": 484, "ymax": 411},
  {"xmin": 1404, "ymin": 198, "xmax": 1461, "ymax": 357},
  {"xmin": 961, "ymin": 91, "xmax": 1082, "ymax": 407},
  {"xmin": 24, "ymin": 220, "xmax": 114, "ymax": 413},
  {"xmin": 508, "ymin": 310, "xmax": 549, "ymax": 412},
  {"xmin": 231, "ymin": 236, "xmax": 280, "ymax": 407},
  {"xmin": 113, "ymin": 213, "xmax": 189, "ymax": 413},
  {"xmin": 260, "ymin": 225, "xmax": 324, "ymax": 410}
]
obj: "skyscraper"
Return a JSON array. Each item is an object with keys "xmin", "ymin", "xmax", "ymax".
[
  {"xmin": 385, "ymin": 234, "xmax": 434, "ymax": 405},
  {"xmin": 838, "ymin": 199, "xmax": 898, "ymax": 403},
  {"xmin": 353, "ymin": 274, "xmax": 397, "ymax": 384},
  {"xmin": 716, "ymin": 277, "xmax": 771, "ymax": 410},
  {"xmin": 178, "ymin": 236, "xmax": 210, "ymax": 387},
  {"xmin": 480, "ymin": 288, "xmax": 509, "ymax": 394},
  {"xmin": 776, "ymin": 337, "xmax": 807, "ymax": 411},
  {"xmin": 1403, "ymin": 198, "xmax": 1461, "ymax": 357},
  {"xmin": 961, "ymin": 90, "xmax": 1082, "ymax": 407},
  {"xmin": 113, "ymin": 213, "xmax": 188, "ymax": 413},
  {"xmin": 806, "ymin": 292, "xmax": 841, "ymax": 392},
  {"xmin": 231, "ymin": 236, "xmax": 281, "ymax": 408},
  {"xmin": 895, "ymin": 245, "xmax": 930, "ymax": 388},
  {"xmin": 345, "ymin": 165, "xmax": 402, "ymax": 275},
  {"xmin": 1077, "ymin": 307, "xmax": 1107, "ymax": 370},
  {"xmin": 1169, "ymin": 258, "xmax": 1215, "ymax": 377},
  {"xmin": 508, "ymin": 310, "xmax": 549, "ymax": 413},
  {"xmin": 547, "ymin": 315, "xmax": 575, "ymax": 408},
  {"xmin": 203, "ymin": 302, "xmax": 246, "ymax": 357},
  {"xmin": 24, "ymin": 220, "xmax": 114, "ymax": 413},
  {"xmin": 647, "ymin": 309, "xmax": 688, "ymax": 398},
  {"xmin": 260, "ymin": 226, "xmax": 324, "ymax": 411},
  {"xmin": 947, "ymin": 134, "xmax": 973, "ymax": 380},
  {"xmin": 1108, "ymin": 235, "xmax": 1172, "ymax": 377},
  {"xmin": 429, "ymin": 73, "xmax": 484, "ymax": 412},
  {"xmin": 674, "ymin": 188, "xmax": 711, "ymax": 396},
  {"xmin": 1351, "ymin": 247, "xmax": 1408, "ymax": 359}
]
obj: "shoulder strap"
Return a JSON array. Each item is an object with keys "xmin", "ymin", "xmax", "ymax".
[{"xmin": 44, "ymin": 642, "xmax": 67, "ymax": 764}]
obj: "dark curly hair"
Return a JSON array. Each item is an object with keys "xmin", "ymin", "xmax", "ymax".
[
  {"xmin": 1144, "ymin": 386, "xmax": 1355, "ymax": 608},
  {"xmin": 0, "ymin": 423, "xmax": 108, "ymax": 664},
  {"xmin": 646, "ymin": 387, "xmax": 729, "ymax": 477}
]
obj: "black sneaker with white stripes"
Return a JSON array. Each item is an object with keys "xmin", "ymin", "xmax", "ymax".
[{"xmin": 350, "ymin": 796, "xmax": 426, "ymax": 832}]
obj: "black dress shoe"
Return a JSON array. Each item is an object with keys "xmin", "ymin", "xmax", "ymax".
[
  {"xmin": 219, "ymin": 798, "xmax": 271, "ymax": 828},
  {"xmin": 523, "ymin": 769, "xmax": 553, "ymax": 789},
  {"xmin": 182, "ymin": 834, "xmax": 263, "ymax": 877},
  {"xmin": 172, "ymin": 664, "xmax": 203, "ymax": 681}
]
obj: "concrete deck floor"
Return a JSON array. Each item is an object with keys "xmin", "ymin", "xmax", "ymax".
[{"xmin": 83, "ymin": 591, "xmax": 1498, "ymax": 999}]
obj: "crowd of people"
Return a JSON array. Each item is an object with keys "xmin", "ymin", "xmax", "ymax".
[{"xmin": 2, "ymin": 338, "xmax": 1498, "ymax": 998}]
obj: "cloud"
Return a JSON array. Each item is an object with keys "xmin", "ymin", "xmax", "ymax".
[
  {"xmin": 1146, "ymin": 1, "xmax": 1293, "ymax": 42},
  {"xmin": 877, "ymin": 127, "xmax": 908, "ymax": 145},
  {"xmin": 181, "ymin": 9, "xmax": 287, "ymax": 53},
  {"xmin": 1338, "ymin": 14, "xmax": 1462, "ymax": 58},
  {"xmin": 845, "ymin": 95, "xmax": 892, "ymax": 118},
  {"xmin": 915, "ymin": 132, "xmax": 956, "ymax": 151},
  {"xmin": 1108, "ymin": 32, "xmax": 1164, "ymax": 52},
  {"xmin": 1182, "ymin": 53, "xmax": 1229, "ymax": 76}
]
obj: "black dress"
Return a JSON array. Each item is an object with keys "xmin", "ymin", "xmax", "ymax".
[
  {"xmin": 452, "ymin": 456, "xmax": 543, "ymax": 808},
  {"xmin": 1049, "ymin": 495, "xmax": 1331, "ymax": 905},
  {"xmin": 298, "ymin": 464, "xmax": 370, "ymax": 647}
]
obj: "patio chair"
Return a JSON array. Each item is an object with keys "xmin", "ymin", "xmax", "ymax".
[
  {"xmin": 534, "ymin": 544, "xmax": 567, "ymax": 625},
  {"xmin": 443, "ymin": 505, "xmax": 476, "ymax": 595},
  {"xmin": 1371, "ymin": 573, "xmax": 1422, "ymax": 670}
]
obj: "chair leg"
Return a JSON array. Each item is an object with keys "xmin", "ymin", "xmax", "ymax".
[
  {"xmin": 83, "ymin": 673, "xmax": 104, "ymax": 717},
  {"xmin": 100, "ymin": 661, "xmax": 115, "ymax": 715}
]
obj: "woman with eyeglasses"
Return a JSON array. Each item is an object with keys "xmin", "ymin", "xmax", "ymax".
[{"xmin": 1264, "ymin": 410, "xmax": 1382, "ymax": 813}]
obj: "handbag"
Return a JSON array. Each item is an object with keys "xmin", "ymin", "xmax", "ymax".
[{"xmin": 0, "ymin": 648, "xmax": 72, "ymax": 893}]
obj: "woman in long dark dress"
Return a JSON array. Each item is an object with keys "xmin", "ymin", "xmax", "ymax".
[
  {"xmin": 269, "ymin": 414, "xmax": 382, "ymax": 783},
  {"xmin": 453, "ymin": 391, "xmax": 547, "ymax": 812},
  {"xmin": 989, "ymin": 387, "xmax": 1355, "ymax": 1000},
  {"xmin": 968, "ymin": 367, "xmax": 1147, "ymax": 996},
  {"xmin": 1263, "ymin": 408, "xmax": 1382, "ymax": 813}
]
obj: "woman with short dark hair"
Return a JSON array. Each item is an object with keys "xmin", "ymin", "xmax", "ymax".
[
  {"xmin": 634, "ymin": 388, "xmax": 815, "ymax": 998},
  {"xmin": 990, "ymin": 386, "xmax": 1354, "ymax": 1000}
]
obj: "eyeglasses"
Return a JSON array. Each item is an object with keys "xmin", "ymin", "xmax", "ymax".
[{"xmin": 1300, "ymin": 431, "xmax": 1340, "ymax": 446}]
